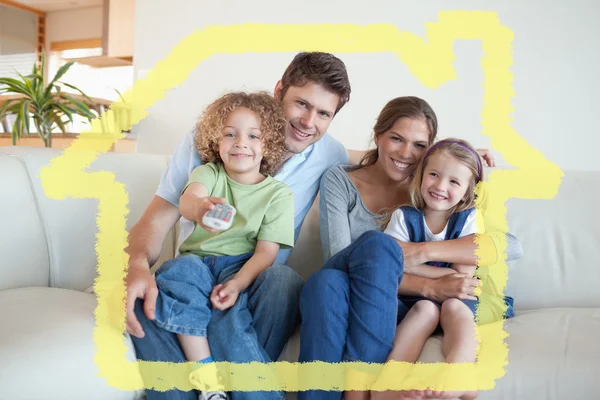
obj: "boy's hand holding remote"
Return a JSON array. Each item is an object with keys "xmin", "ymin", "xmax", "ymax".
[{"xmin": 192, "ymin": 195, "xmax": 226, "ymax": 233}]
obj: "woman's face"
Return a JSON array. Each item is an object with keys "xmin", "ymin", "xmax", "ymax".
[{"xmin": 374, "ymin": 117, "xmax": 431, "ymax": 182}]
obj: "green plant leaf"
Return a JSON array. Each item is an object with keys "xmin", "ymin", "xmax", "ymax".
[
  {"xmin": 0, "ymin": 78, "xmax": 31, "ymax": 96},
  {"xmin": 45, "ymin": 62, "xmax": 75, "ymax": 95},
  {"xmin": 61, "ymin": 82, "xmax": 94, "ymax": 104},
  {"xmin": 51, "ymin": 103, "xmax": 75, "ymax": 123},
  {"xmin": 0, "ymin": 99, "xmax": 20, "ymax": 119},
  {"xmin": 53, "ymin": 114, "xmax": 68, "ymax": 134},
  {"xmin": 20, "ymin": 100, "xmax": 31, "ymax": 135},
  {"xmin": 61, "ymin": 94, "xmax": 96, "ymax": 120}
]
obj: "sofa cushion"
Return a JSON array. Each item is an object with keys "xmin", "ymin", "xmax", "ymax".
[
  {"xmin": 417, "ymin": 308, "xmax": 600, "ymax": 399},
  {"xmin": 0, "ymin": 287, "xmax": 143, "ymax": 400},
  {"xmin": 281, "ymin": 308, "xmax": 600, "ymax": 399}
]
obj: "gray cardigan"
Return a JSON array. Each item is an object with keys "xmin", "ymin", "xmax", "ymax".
[{"xmin": 318, "ymin": 165, "xmax": 523, "ymax": 262}]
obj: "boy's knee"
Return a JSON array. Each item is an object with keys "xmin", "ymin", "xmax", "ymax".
[{"xmin": 156, "ymin": 255, "xmax": 212, "ymax": 285}]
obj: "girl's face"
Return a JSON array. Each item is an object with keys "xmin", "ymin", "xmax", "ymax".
[
  {"xmin": 219, "ymin": 107, "xmax": 264, "ymax": 178},
  {"xmin": 374, "ymin": 117, "xmax": 430, "ymax": 182},
  {"xmin": 420, "ymin": 151, "xmax": 473, "ymax": 212}
]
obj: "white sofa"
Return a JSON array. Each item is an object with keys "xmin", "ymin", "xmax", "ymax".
[{"xmin": 1, "ymin": 146, "xmax": 599, "ymax": 400}]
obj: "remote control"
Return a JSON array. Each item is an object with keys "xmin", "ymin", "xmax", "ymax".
[{"xmin": 202, "ymin": 203, "xmax": 236, "ymax": 231}]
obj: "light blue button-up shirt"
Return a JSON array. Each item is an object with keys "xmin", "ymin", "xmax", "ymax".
[{"xmin": 156, "ymin": 129, "xmax": 349, "ymax": 265}]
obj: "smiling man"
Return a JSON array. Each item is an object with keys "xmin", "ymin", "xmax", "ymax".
[{"xmin": 125, "ymin": 52, "xmax": 352, "ymax": 400}]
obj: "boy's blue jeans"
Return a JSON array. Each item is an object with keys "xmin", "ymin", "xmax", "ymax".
[
  {"xmin": 130, "ymin": 253, "xmax": 304, "ymax": 400},
  {"xmin": 153, "ymin": 252, "xmax": 254, "ymax": 336},
  {"xmin": 298, "ymin": 231, "xmax": 404, "ymax": 400}
]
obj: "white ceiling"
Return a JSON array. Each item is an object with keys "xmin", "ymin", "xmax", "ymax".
[{"xmin": 10, "ymin": 0, "xmax": 102, "ymax": 12}]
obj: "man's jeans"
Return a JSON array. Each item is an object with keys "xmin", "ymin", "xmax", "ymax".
[
  {"xmin": 131, "ymin": 263, "xmax": 304, "ymax": 400},
  {"xmin": 298, "ymin": 231, "xmax": 404, "ymax": 400}
]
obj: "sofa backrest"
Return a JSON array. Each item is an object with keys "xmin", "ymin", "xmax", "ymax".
[
  {"xmin": 0, "ymin": 147, "xmax": 175, "ymax": 292},
  {"xmin": 1, "ymin": 147, "xmax": 599, "ymax": 311},
  {"xmin": 504, "ymin": 171, "xmax": 600, "ymax": 310}
]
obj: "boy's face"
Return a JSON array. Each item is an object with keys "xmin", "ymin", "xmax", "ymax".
[
  {"xmin": 275, "ymin": 81, "xmax": 340, "ymax": 156},
  {"xmin": 219, "ymin": 107, "xmax": 264, "ymax": 178}
]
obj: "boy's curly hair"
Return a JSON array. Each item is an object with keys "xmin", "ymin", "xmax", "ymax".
[{"xmin": 195, "ymin": 91, "xmax": 287, "ymax": 176}]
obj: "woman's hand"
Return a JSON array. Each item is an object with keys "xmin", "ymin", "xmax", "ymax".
[
  {"xmin": 423, "ymin": 273, "xmax": 480, "ymax": 303},
  {"xmin": 476, "ymin": 148, "xmax": 496, "ymax": 167}
]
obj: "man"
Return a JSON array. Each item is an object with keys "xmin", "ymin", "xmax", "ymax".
[{"xmin": 126, "ymin": 52, "xmax": 352, "ymax": 400}]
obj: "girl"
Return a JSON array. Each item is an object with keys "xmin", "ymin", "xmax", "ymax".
[
  {"xmin": 152, "ymin": 92, "xmax": 294, "ymax": 400},
  {"xmin": 379, "ymin": 138, "xmax": 515, "ymax": 400}
]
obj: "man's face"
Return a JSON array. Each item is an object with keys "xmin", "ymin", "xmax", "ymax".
[{"xmin": 275, "ymin": 81, "xmax": 340, "ymax": 156}]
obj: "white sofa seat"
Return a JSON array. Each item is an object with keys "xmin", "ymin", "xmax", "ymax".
[
  {"xmin": 0, "ymin": 287, "xmax": 141, "ymax": 400},
  {"xmin": 1, "ymin": 146, "xmax": 599, "ymax": 399}
]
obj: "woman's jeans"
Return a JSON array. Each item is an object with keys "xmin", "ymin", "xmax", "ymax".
[{"xmin": 298, "ymin": 231, "xmax": 404, "ymax": 400}]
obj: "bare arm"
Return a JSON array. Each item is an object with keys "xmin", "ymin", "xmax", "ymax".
[
  {"xmin": 451, "ymin": 264, "xmax": 477, "ymax": 278},
  {"xmin": 398, "ymin": 273, "xmax": 479, "ymax": 302},
  {"xmin": 179, "ymin": 182, "xmax": 226, "ymax": 233},
  {"xmin": 125, "ymin": 195, "xmax": 181, "ymax": 337},
  {"xmin": 393, "ymin": 238, "xmax": 480, "ymax": 302},
  {"xmin": 232, "ymin": 241, "xmax": 280, "ymax": 290},
  {"xmin": 126, "ymin": 195, "xmax": 181, "ymax": 270},
  {"xmin": 404, "ymin": 263, "xmax": 458, "ymax": 279},
  {"xmin": 211, "ymin": 241, "xmax": 279, "ymax": 311}
]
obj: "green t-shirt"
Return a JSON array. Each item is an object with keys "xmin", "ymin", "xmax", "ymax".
[{"xmin": 178, "ymin": 163, "xmax": 295, "ymax": 257}]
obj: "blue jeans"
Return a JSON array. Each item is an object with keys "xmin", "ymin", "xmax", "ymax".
[
  {"xmin": 154, "ymin": 252, "xmax": 253, "ymax": 336},
  {"xmin": 131, "ymin": 259, "xmax": 304, "ymax": 400},
  {"xmin": 298, "ymin": 231, "xmax": 404, "ymax": 400}
]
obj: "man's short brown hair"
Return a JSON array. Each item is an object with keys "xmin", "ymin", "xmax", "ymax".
[{"xmin": 279, "ymin": 52, "xmax": 351, "ymax": 114}]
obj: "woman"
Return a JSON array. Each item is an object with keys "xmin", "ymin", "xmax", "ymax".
[{"xmin": 298, "ymin": 96, "xmax": 522, "ymax": 400}]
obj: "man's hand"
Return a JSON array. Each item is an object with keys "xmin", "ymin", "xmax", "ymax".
[
  {"xmin": 210, "ymin": 280, "xmax": 241, "ymax": 311},
  {"xmin": 125, "ymin": 262, "xmax": 158, "ymax": 338},
  {"xmin": 423, "ymin": 273, "xmax": 481, "ymax": 303},
  {"xmin": 476, "ymin": 148, "xmax": 496, "ymax": 168},
  {"xmin": 194, "ymin": 196, "xmax": 226, "ymax": 233}
]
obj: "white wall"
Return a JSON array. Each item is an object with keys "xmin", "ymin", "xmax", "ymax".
[
  {"xmin": 45, "ymin": 6, "xmax": 103, "ymax": 47},
  {"xmin": 132, "ymin": 0, "xmax": 600, "ymax": 171}
]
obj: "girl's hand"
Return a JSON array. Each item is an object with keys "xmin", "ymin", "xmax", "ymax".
[
  {"xmin": 194, "ymin": 196, "xmax": 226, "ymax": 233},
  {"xmin": 210, "ymin": 280, "xmax": 241, "ymax": 310}
]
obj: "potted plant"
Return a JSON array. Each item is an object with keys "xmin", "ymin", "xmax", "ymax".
[{"xmin": 0, "ymin": 52, "xmax": 97, "ymax": 147}]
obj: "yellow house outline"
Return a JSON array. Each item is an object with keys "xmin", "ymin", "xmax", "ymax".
[{"xmin": 40, "ymin": 11, "xmax": 563, "ymax": 393}]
